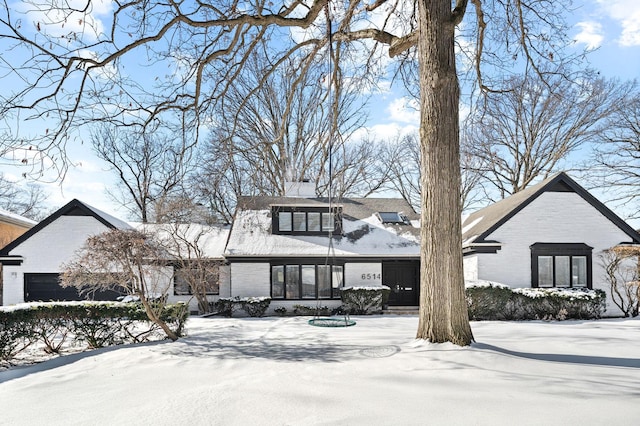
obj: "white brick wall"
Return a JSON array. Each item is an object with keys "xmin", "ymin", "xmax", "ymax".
[
  {"xmin": 230, "ymin": 263, "xmax": 270, "ymax": 297},
  {"xmin": 3, "ymin": 216, "xmax": 112, "ymax": 305},
  {"xmin": 476, "ymin": 191, "xmax": 630, "ymax": 316},
  {"xmin": 345, "ymin": 263, "xmax": 382, "ymax": 287},
  {"xmin": 463, "ymin": 255, "xmax": 478, "ymax": 281}
]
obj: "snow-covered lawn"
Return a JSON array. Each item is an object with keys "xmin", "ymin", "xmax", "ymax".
[{"xmin": 1, "ymin": 316, "xmax": 640, "ymax": 425}]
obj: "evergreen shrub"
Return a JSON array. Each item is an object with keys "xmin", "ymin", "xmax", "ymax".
[
  {"xmin": 465, "ymin": 285, "xmax": 606, "ymax": 320},
  {"xmin": 340, "ymin": 286, "xmax": 390, "ymax": 314}
]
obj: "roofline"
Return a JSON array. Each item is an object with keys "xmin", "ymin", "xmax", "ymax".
[
  {"xmin": 0, "ymin": 199, "xmax": 124, "ymax": 256},
  {"xmin": 0, "ymin": 214, "xmax": 37, "ymax": 228},
  {"xmin": 474, "ymin": 172, "xmax": 640, "ymax": 245},
  {"xmin": 225, "ymin": 255, "xmax": 420, "ymax": 262}
]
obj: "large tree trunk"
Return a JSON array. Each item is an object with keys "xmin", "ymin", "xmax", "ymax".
[{"xmin": 416, "ymin": 0, "xmax": 474, "ymax": 345}]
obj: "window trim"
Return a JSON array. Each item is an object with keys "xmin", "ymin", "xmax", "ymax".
[
  {"xmin": 272, "ymin": 206, "xmax": 342, "ymax": 235},
  {"xmin": 530, "ymin": 243, "xmax": 593, "ymax": 289},
  {"xmin": 270, "ymin": 260, "xmax": 344, "ymax": 300}
]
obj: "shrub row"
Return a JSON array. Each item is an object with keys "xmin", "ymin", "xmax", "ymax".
[
  {"xmin": 213, "ymin": 297, "xmax": 272, "ymax": 317},
  {"xmin": 0, "ymin": 302, "xmax": 188, "ymax": 364},
  {"xmin": 466, "ymin": 284, "xmax": 606, "ymax": 320}
]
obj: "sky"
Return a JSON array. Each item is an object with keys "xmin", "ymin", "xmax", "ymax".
[
  {"xmin": 1, "ymin": 315, "xmax": 640, "ymax": 425},
  {"xmin": 2, "ymin": 0, "xmax": 640, "ymax": 222}
]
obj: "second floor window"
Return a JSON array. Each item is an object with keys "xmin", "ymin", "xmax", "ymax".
[{"xmin": 273, "ymin": 206, "xmax": 341, "ymax": 235}]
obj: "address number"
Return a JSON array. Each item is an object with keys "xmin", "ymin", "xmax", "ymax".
[{"xmin": 361, "ymin": 273, "xmax": 381, "ymax": 280}]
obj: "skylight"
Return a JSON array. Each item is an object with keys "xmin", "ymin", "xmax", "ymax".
[{"xmin": 377, "ymin": 212, "xmax": 407, "ymax": 224}]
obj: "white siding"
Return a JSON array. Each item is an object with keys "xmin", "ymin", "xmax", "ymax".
[
  {"xmin": 9, "ymin": 216, "xmax": 112, "ymax": 272},
  {"xmin": 230, "ymin": 262, "xmax": 270, "ymax": 297},
  {"xmin": 478, "ymin": 192, "xmax": 631, "ymax": 316},
  {"xmin": 345, "ymin": 263, "xmax": 382, "ymax": 287},
  {"xmin": 463, "ymin": 255, "xmax": 478, "ymax": 281},
  {"xmin": 3, "ymin": 216, "xmax": 112, "ymax": 305}
]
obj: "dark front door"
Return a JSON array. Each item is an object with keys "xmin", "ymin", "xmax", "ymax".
[{"xmin": 383, "ymin": 261, "xmax": 419, "ymax": 306}]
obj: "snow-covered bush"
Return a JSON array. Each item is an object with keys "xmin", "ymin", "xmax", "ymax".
[
  {"xmin": 340, "ymin": 286, "xmax": 391, "ymax": 315},
  {"xmin": 0, "ymin": 308, "xmax": 35, "ymax": 362},
  {"xmin": 240, "ymin": 297, "xmax": 271, "ymax": 317},
  {"xmin": 214, "ymin": 297, "xmax": 271, "ymax": 317},
  {"xmin": 0, "ymin": 301, "xmax": 189, "ymax": 365},
  {"xmin": 292, "ymin": 305, "xmax": 331, "ymax": 316},
  {"xmin": 512, "ymin": 288, "xmax": 606, "ymax": 320},
  {"xmin": 274, "ymin": 307, "xmax": 287, "ymax": 316},
  {"xmin": 465, "ymin": 285, "xmax": 606, "ymax": 320},
  {"xmin": 466, "ymin": 283, "xmax": 518, "ymax": 320}
]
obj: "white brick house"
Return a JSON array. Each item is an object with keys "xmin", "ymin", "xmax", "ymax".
[
  {"xmin": 462, "ymin": 172, "xmax": 640, "ymax": 316},
  {"xmin": 225, "ymin": 194, "xmax": 421, "ymax": 313},
  {"xmin": 0, "ymin": 199, "xmax": 229, "ymax": 312}
]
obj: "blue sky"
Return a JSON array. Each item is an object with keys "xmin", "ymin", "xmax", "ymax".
[{"xmin": 2, "ymin": 0, "xmax": 640, "ymax": 221}]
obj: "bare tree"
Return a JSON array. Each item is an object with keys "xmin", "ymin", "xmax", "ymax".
[
  {"xmin": 145, "ymin": 220, "xmax": 226, "ymax": 315},
  {"xmin": 600, "ymin": 246, "xmax": 640, "ymax": 318},
  {"xmin": 590, "ymin": 85, "xmax": 640, "ymax": 219},
  {"xmin": 91, "ymin": 125, "xmax": 196, "ymax": 223},
  {"xmin": 382, "ymin": 131, "xmax": 486, "ymax": 213},
  {"xmin": 60, "ymin": 229, "xmax": 182, "ymax": 341},
  {"xmin": 1, "ymin": 0, "xmax": 578, "ymax": 345},
  {"xmin": 464, "ymin": 73, "xmax": 623, "ymax": 200},
  {"xmin": 0, "ymin": 174, "xmax": 49, "ymax": 220}
]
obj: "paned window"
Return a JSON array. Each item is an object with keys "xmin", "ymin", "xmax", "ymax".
[
  {"xmin": 174, "ymin": 266, "xmax": 220, "ymax": 295},
  {"xmin": 531, "ymin": 243, "xmax": 592, "ymax": 289},
  {"xmin": 272, "ymin": 206, "xmax": 341, "ymax": 235},
  {"xmin": 271, "ymin": 262, "xmax": 344, "ymax": 299}
]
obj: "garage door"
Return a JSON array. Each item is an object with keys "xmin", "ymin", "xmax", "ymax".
[{"xmin": 24, "ymin": 273, "xmax": 124, "ymax": 302}]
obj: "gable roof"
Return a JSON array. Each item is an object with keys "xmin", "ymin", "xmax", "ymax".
[
  {"xmin": 462, "ymin": 172, "xmax": 640, "ymax": 247},
  {"xmin": 226, "ymin": 196, "xmax": 420, "ymax": 258},
  {"xmin": 0, "ymin": 199, "xmax": 132, "ymax": 256}
]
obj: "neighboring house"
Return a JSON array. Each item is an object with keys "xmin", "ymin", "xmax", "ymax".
[
  {"xmin": 0, "ymin": 208, "xmax": 37, "ymax": 249},
  {"xmin": 462, "ymin": 172, "xmax": 640, "ymax": 316},
  {"xmin": 0, "ymin": 209, "xmax": 37, "ymax": 304},
  {"xmin": 0, "ymin": 199, "xmax": 133, "ymax": 304},
  {"xmin": 224, "ymin": 183, "xmax": 421, "ymax": 312},
  {"xmin": 0, "ymin": 199, "xmax": 230, "ymax": 312}
]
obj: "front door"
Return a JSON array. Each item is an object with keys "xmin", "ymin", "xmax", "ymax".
[{"xmin": 383, "ymin": 261, "xmax": 419, "ymax": 306}]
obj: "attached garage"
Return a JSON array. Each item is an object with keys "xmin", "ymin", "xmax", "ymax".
[
  {"xmin": 24, "ymin": 273, "xmax": 80, "ymax": 302},
  {"xmin": 24, "ymin": 273, "xmax": 124, "ymax": 302}
]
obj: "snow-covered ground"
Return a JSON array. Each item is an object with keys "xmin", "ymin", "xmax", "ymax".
[{"xmin": 1, "ymin": 316, "xmax": 639, "ymax": 425}]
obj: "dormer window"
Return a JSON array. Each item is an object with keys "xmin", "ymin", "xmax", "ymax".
[
  {"xmin": 273, "ymin": 206, "xmax": 341, "ymax": 235},
  {"xmin": 377, "ymin": 212, "xmax": 407, "ymax": 224}
]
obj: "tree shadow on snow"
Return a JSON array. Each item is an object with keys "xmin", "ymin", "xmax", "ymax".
[
  {"xmin": 0, "ymin": 340, "xmax": 166, "ymax": 384},
  {"xmin": 473, "ymin": 342, "xmax": 640, "ymax": 369}
]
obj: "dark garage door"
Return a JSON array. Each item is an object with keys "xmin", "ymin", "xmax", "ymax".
[{"xmin": 24, "ymin": 273, "xmax": 124, "ymax": 302}]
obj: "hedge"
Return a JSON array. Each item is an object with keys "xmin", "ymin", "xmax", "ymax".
[
  {"xmin": 340, "ymin": 286, "xmax": 391, "ymax": 314},
  {"xmin": 466, "ymin": 284, "xmax": 606, "ymax": 320},
  {"xmin": 213, "ymin": 297, "xmax": 271, "ymax": 317},
  {"xmin": 1, "ymin": 301, "xmax": 188, "ymax": 364}
]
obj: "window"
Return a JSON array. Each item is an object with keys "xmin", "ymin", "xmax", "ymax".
[
  {"xmin": 271, "ymin": 262, "xmax": 344, "ymax": 299},
  {"xmin": 279, "ymin": 212, "xmax": 292, "ymax": 232},
  {"xmin": 377, "ymin": 212, "xmax": 407, "ymax": 224},
  {"xmin": 531, "ymin": 243, "xmax": 592, "ymax": 289},
  {"xmin": 174, "ymin": 266, "xmax": 220, "ymax": 295},
  {"xmin": 272, "ymin": 206, "xmax": 342, "ymax": 235}
]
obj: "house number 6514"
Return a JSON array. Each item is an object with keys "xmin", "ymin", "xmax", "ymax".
[{"xmin": 361, "ymin": 273, "xmax": 381, "ymax": 280}]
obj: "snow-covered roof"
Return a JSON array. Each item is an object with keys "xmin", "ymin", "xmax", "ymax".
[
  {"xmin": 135, "ymin": 223, "xmax": 230, "ymax": 259},
  {"xmin": 0, "ymin": 199, "xmax": 133, "ymax": 257},
  {"xmin": 461, "ymin": 172, "xmax": 640, "ymax": 248},
  {"xmin": 0, "ymin": 208, "xmax": 37, "ymax": 228},
  {"xmin": 225, "ymin": 196, "xmax": 420, "ymax": 257}
]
